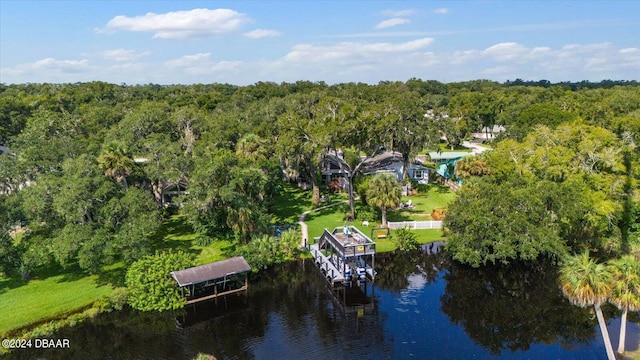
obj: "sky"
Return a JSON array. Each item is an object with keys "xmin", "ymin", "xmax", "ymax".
[{"xmin": 0, "ymin": 1, "xmax": 638, "ymax": 85}]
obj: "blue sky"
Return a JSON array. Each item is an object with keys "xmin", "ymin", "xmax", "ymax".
[{"xmin": 1, "ymin": 1, "xmax": 638, "ymax": 85}]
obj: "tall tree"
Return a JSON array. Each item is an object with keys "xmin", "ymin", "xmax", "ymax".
[
  {"xmin": 276, "ymin": 92, "xmax": 331, "ymax": 204},
  {"xmin": 366, "ymin": 174, "xmax": 401, "ymax": 227},
  {"xmin": 98, "ymin": 142, "xmax": 135, "ymax": 191},
  {"xmin": 381, "ymin": 86, "xmax": 435, "ymax": 181},
  {"xmin": 444, "ymin": 178, "xmax": 569, "ymax": 267},
  {"xmin": 608, "ymin": 255, "xmax": 640, "ymax": 356},
  {"xmin": 559, "ymin": 252, "xmax": 615, "ymax": 360}
]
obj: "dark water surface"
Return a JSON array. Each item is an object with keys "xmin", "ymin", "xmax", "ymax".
[{"xmin": 9, "ymin": 247, "xmax": 639, "ymax": 359}]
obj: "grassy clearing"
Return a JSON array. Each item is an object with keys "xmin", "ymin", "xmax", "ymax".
[
  {"xmin": 0, "ymin": 268, "xmax": 113, "ymax": 336},
  {"xmin": 390, "ymin": 185, "xmax": 456, "ymax": 221},
  {"xmin": 151, "ymin": 214, "xmax": 235, "ymax": 265},
  {"xmin": 305, "ymin": 202, "xmax": 350, "ymax": 240},
  {"xmin": 271, "ymin": 184, "xmax": 313, "ymax": 224},
  {"xmin": 374, "ymin": 229, "xmax": 445, "ymax": 252}
]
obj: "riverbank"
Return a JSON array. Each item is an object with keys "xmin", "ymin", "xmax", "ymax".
[{"xmin": 1, "ymin": 184, "xmax": 453, "ymax": 340}]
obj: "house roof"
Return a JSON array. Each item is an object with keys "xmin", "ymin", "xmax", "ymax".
[
  {"xmin": 322, "ymin": 153, "xmax": 350, "ymax": 173},
  {"xmin": 171, "ymin": 256, "xmax": 251, "ymax": 287},
  {"xmin": 428, "ymin": 152, "xmax": 468, "ymax": 161},
  {"xmin": 360, "ymin": 151, "xmax": 408, "ymax": 174}
]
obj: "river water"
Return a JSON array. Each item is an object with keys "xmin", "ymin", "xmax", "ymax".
[{"xmin": 8, "ymin": 245, "xmax": 639, "ymax": 359}]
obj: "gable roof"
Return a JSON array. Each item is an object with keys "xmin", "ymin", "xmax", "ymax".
[{"xmin": 171, "ymin": 256, "xmax": 251, "ymax": 287}]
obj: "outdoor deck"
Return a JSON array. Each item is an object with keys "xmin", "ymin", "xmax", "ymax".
[{"xmin": 310, "ymin": 226, "xmax": 376, "ymax": 285}]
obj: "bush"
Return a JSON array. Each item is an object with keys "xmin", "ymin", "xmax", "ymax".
[
  {"xmin": 125, "ymin": 250, "xmax": 193, "ymax": 311},
  {"xmin": 393, "ymin": 227, "xmax": 419, "ymax": 251},
  {"xmin": 355, "ymin": 176, "xmax": 372, "ymax": 205},
  {"xmin": 279, "ymin": 229, "xmax": 301, "ymax": 258},
  {"xmin": 236, "ymin": 235, "xmax": 282, "ymax": 270},
  {"xmin": 354, "ymin": 205, "xmax": 377, "ymax": 222},
  {"xmin": 431, "ymin": 207, "xmax": 447, "ymax": 220},
  {"xmin": 193, "ymin": 234, "xmax": 214, "ymax": 247},
  {"xmin": 93, "ymin": 287, "xmax": 129, "ymax": 312},
  {"xmin": 415, "ymin": 183, "xmax": 431, "ymax": 194}
]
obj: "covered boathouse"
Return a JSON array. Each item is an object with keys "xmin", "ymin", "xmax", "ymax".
[{"xmin": 171, "ymin": 256, "xmax": 252, "ymax": 304}]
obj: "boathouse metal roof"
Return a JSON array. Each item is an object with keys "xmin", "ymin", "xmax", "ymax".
[{"xmin": 171, "ymin": 256, "xmax": 251, "ymax": 287}]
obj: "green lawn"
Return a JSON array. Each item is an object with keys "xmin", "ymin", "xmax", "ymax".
[
  {"xmin": 271, "ymin": 184, "xmax": 313, "ymax": 224},
  {"xmin": 390, "ymin": 185, "xmax": 456, "ymax": 221},
  {"xmin": 0, "ymin": 269, "xmax": 113, "ymax": 336},
  {"xmin": 0, "ymin": 214, "xmax": 232, "ymax": 336},
  {"xmin": 304, "ymin": 202, "xmax": 350, "ymax": 240}
]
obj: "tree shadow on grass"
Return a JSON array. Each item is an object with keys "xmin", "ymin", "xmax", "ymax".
[
  {"xmin": 386, "ymin": 210, "xmax": 415, "ymax": 222},
  {"xmin": 434, "ymin": 184, "xmax": 453, "ymax": 193},
  {"xmin": 96, "ymin": 265, "xmax": 127, "ymax": 287},
  {"xmin": 150, "ymin": 215, "xmax": 200, "ymax": 257},
  {"xmin": 0, "ymin": 275, "xmax": 28, "ymax": 295}
]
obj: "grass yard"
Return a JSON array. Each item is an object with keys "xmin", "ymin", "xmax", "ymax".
[
  {"xmin": 304, "ymin": 202, "xmax": 350, "ymax": 240},
  {"xmin": 151, "ymin": 214, "xmax": 233, "ymax": 265},
  {"xmin": 374, "ymin": 229, "xmax": 445, "ymax": 252},
  {"xmin": 0, "ymin": 269, "xmax": 113, "ymax": 336},
  {"xmin": 390, "ymin": 185, "xmax": 457, "ymax": 221},
  {"xmin": 0, "ymin": 214, "xmax": 233, "ymax": 336},
  {"xmin": 271, "ymin": 184, "xmax": 313, "ymax": 224}
]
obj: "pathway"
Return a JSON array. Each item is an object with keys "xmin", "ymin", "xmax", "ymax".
[
  {"xmin": 462, "ymin": 140, "xmax": 491, "ymax": 155},
  {"xmin": 298, "ymin": 200, "xmax": 347, "ymax": 248}
]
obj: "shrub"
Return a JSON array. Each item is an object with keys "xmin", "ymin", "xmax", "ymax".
[
  {"xmin": 94, "ymin": 287, "xmax": 129, "ymax": 312},
  {"xmin": 431, "ymin": 207, "xmax": 447, "ymax": 220},
  {"xmin": 393, "ymin": 227, "xmax": 419, "ymax": 251},
  {"xmin": 354, "ymin": 205, "xmax": 377, "ymax": 222},
  {"xmin": 193, "ymin": 234, "xmax": 214, "ymax": 247},
  {"xmin": 125, "ymin": 250, "xmax": 193, "ymax": 311}
]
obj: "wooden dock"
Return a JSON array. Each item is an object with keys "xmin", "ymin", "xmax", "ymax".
[
  {"xmin": 309, "ymin": 243, "xmax": 346, "ymax": 284},
  {"xmin": 185, "ymin": 284, "xmax": 248, "ymax": 305}
]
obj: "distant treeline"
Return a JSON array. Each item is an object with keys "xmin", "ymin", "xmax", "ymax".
[{"xmin": 503, "ymin": 79, "xmax": 639, "ymax": 90}]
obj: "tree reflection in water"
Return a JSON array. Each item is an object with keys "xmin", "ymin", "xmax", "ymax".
[
  {"xmin": 440, "ymin": 259, "xmax": 596, "ymax": 355},
  {"xmin": 7, "ymin": 249, "xmax": 611, "ymax": 360}
]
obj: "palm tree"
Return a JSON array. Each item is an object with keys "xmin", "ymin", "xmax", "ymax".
[
  {"xmin": 558, "ymin": 251, "xmax": 615, "ymax": 360},
  {"xmin": 97, "ymin": 142, "xmax": 135, "ymax": 191},
  {"xmin": 366, "ymin": 173, "xmax": 401, "ymax": 227},
  {"xmin": 608, "ymin": 255, "xmax": 640, "ymax": 356}
]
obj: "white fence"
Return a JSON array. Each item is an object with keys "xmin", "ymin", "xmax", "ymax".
[{"xmin": 387, "ymin": 220, "xmax": 443, "ymax": 230}]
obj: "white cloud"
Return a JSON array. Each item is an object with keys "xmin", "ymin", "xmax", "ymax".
[
  {"xmin": 243, "ymin": 29, "xmax": 281, "ymax": 39},
  {"xmin": 165, "ymin": 53, "xmax": 211, "ymax": 68},
  {"xmin": 483, "ymin": 42, "xmax": 530, "ymax": 61},
  {"xmin": 163, "ymin": 53, "xmax": 242, "ymax": 76},
  {"xmin": 101, "ymin": 49, "xmax": 151, "ymax": 62},
  {"xmin": 620, "ymin": 47, "xmax": 639, "ymax": 54},
  {"xmin": 381, "ymin": 9, "xmax": 416, "ymax": 17},
  {"xmin": 375, "ymin": 18, "xmax": 411, "ymax": 29},
  {"xmin": 105, "ymin": 8, "xmax": 249, "ymax": 39},
  {"xmin": 184, "ymin": 61, "xmax": 243, "ymax": 75},
  {"xmin": 8, "ymin": 58, "xmax": 90, "ymax": 74},
  {"xmin": 1, "ymin": 40, "xmax": 638, "ymax": 86},
  {"xmin": 433, "ymin": 8, "xmax": 448, "ymax": 15},
  {"xmin": 284, "ymin": 37, "xmax": 434, "ymax": 63}
]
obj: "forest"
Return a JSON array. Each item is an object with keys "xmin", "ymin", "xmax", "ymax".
[{"xmin": 0, "ymin": 78, "xmax": 638, "ymax": 290}]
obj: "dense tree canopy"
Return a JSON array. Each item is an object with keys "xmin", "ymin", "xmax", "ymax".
[{"xmin": 0, "ymin": 79, "xmax": 637, "ymax": 281}]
